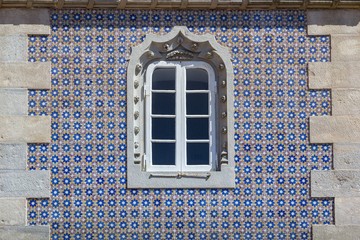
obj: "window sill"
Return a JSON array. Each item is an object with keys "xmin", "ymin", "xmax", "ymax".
[{"xmin": 127, "ymin": 164, "xmax": 235, "ymax": 189}]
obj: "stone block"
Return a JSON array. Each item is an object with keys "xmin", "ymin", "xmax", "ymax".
[
  {"xmin": 313, "ymin": 225, "xmax": 360, "ymax": 240},
  {"xmin": 0, "ymin": 62, "xmax": 51, "ymax": 89},
  {"xmin": 0, "ymin": 226, "xmax": 49, "ymax": 240},
  {"xmin": 0, "ymin": 198, "xmax": 26, "ymax": 226},
  {"xmin": 310, "ymin": 116, "xmax": 360, "ymax": 143},
  {"xmin": 311, "ymin": 170, "xmax": 360, "ymax": 197},
  {"xmin": 308, "ymin": 62, "xmax": 360, "ymax": 89},
  {"xmin": 332, "ymin": 89, "xmax": 360, "ymax": 116},
  {"xmin": 0, "ymin": 35, "xmax": 27, "ymax": 62},
  {"xmin": 335, "ymin": 198, "xmax": 360, "ymax": 225},
  {"xmin": 0, "ymin": 116, "xmax": 51, "ymax": 143},
  {"xmin": 0, "ymin": 170, "xmax": 50, "ymax": 198},
  {"xmin": 0, "ymin": 144, "xmax": 26, "ymax": 170},
  {"xmin": 334, "ymin": 143, "xmax": 360, "ymax": 169},
  {"xmin": 332, "ymin": 36, "xmax": 360, "ymax": 62},
  {"xmin": 0, "ymin": 25, "xmax": 50, "ymax": 36},
  {"xmin": 0, "ymin": 89, "xmax": 27, "ymax": 116},
  {"xmin": 308, "ymin": 10, "xmax": 360, "ymax": 35}
]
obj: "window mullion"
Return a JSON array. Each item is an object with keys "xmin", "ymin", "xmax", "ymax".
[
  {"xmin": 180, "ymin": 64, "xmax": 186, "ymax": 172},
  {"xmin": 176, "ymin": 64, "xmax": 184, "ymax": 172}
]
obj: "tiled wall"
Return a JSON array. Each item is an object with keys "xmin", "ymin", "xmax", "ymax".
[{"xmin": 27, "ymin": 10, "xmax": 332, "ymax": 239}]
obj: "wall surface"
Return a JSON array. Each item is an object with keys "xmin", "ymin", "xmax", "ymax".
[{"xmin": 25, "ymin": 10, "xmax": 334, "ymax": 239}]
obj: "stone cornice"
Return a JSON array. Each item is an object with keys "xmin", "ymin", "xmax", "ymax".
[{"xmin": 0, "ymin": 0, "xmax": 359, "ymax": 9}]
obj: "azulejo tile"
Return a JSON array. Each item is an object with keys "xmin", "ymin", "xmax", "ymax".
[{"xmin": 27, "ymin": 10, "xmax": 332, "ymax": 240}]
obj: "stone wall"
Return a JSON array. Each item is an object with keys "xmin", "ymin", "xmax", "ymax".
[
  {"xmin": 0, "ymin": 9, "xmax": 51, "ymax": 240},
  {"xmin": 308, "ymin": 10, "xmax": 360, "ymax": 240}
]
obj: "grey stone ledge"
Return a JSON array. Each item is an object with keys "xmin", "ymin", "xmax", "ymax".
[
  {"xmin": 0, "ymin": 198, "xmax": 26, "ymax": 226},
  {"xmin": 0, "ymin": 89, "xmax": 27, "ymax": 116},
  {"xmin": 0, "ymin": 62, "xmax": 51, "ymax": 89},
  {"xmin": 308, "ymin": 62, "xmax": 360, "ymax": 89},
  {"xmin": 311, "ymin": 170, "xmax": 360, "ymax": 197},
  {"xmin": 0, "ymin": 226, "xmax": 50, "ymax": 240},
  {"xmin": 0, "ymin": 116, "xmax": 51, "ymax": 143},
  {"xmin": 310, "ymin": 116, "xmax": 360, "ymax": 144},
  {"xmin": 0, "ymin": 144, "xmax": 27, "ymax": 170},
  {"xmin": 313, "ymin": 225, "xmax": 360, "ymax": 240},
  {"xmin": 0, "ymin": 170, "xmax": 50, "ymax": 198},
  {"xmin": 335, "ymin": 198, "xmax": 360, "ymax": 225},
  {"xmin": 308, "ymin": 10, "xmax": 360, "ymax": 35}
]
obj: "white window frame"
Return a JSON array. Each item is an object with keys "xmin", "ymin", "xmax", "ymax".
[{"xmin": 145, "ymin": 61, "xmax": 216, "ymax": 172}]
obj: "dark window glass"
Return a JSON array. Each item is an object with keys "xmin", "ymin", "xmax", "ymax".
[
  {"xmin": 187, "ymin": 118, "xmax": 209, "ymax": 140},
  {"xmin": 152, "ymin": 68, "xmax": 176, "ymax": 90},
  {"xmin": 187, "ymin": 143, "xmax": 209, "ymax": 165},
  {"xmin": 186, "ymin": 68, "xmax": 208, "ymax": 90},
  {"xmin": 186, "ymin": 93, "xmax": 208, "ymax": 115},
  {"xmin": 152, "ymin": 118, "xmax": 175, "ymax": 140},
  {"xmin": 152, "ymin": 143, "xmax": 176, "ymax": 165},
  {"xmin": 152, "ymin": 93, "xmax": 175, "ymax": 115}
]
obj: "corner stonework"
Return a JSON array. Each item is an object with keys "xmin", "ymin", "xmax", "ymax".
[
  {"xmin": 0, "ymin": 9, "xmax": 51, "ymax": 239},
  {"xmin": 308, "ymin": 10, "xmax": 360, "ymax": 240}
]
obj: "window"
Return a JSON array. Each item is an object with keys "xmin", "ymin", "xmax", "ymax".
[
  {"xmin": 146, "ymin": 61, "xmax": 216, "ymax": 172},
  {"xmin": 127, "ymin": 26, "xmax": 235, "ymax": 188}
]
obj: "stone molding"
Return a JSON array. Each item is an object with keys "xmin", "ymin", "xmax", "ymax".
[
  {"xmin": 127, "ymin": 26, "xmax": 235, "ymax": 188},
  {"xmin": 0, "ymin": 0, "xmax": 359, "ymax": 9},
  {"xmin": 0, "ymin": 9, "xmax": 51, "ymax": 239},
  {"xmin": 308, "ymin": 10, "xmax": 360, "ymax": 239}
]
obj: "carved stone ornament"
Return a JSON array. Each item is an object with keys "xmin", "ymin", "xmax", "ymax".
[
  {"xmin": 134, "ymin": 111, "xmax": 139, "ymax": 119},
  {"xmin": 147, "ymin": 50, "xmax": 155, "ymax": 58},
  {"xmin": 127, "ymin": 26, "xmax": 236, "ymax": 188},
  {"xmin": 166, "ymin": 50, "xmax": 194, "ymax": 60}
]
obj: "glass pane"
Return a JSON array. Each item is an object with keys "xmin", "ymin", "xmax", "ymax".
[
  {"xmin": 152, "ymin": 93, "xmax": 175, "ymax": 115},
  {"xmin": 152, "ymin": 68, "xmax": 176, "ymax": 90},
  {"xmin": 187, "ymin": 118, "xmax": 209, "ymax": 140},
  {"xmin": 186, "ymin": 93, "xmax": 208, "ymax": 115},
  {"xmin": 152, "ymin": 143, "xmax": 175, "ymax": 165},
  {"xmin": 187, "ymin": 143, "xmax": 209, "ymax": 165},
  {"xmin": 152, "ymin": 118, "xmax": 175, "ymax": 140},
  {"xmin": 186, "ymin": 68, "xmax": 208, "ymax": 90}
]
